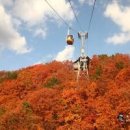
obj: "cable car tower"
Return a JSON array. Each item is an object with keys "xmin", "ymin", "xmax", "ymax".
[{"xmin": 73, "ymin": 32, "xmax": 90, "ymax": 81}]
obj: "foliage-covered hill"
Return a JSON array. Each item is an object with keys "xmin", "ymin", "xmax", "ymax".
[{"xmin": 0, "ymin": 54, "xmax": 130, "ymax": 130}]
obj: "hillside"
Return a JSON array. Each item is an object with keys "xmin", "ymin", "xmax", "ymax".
[{"xmin": 0, "ymin": 54, "xmax": 130, "ymax": 130}]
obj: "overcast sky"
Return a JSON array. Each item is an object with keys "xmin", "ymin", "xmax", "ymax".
[{"xmin": 0, "ymin": 0, "xmax": 130, "ymax": 70}]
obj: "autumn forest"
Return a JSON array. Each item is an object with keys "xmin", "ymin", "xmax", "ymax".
[{"xmin": 0, "ymin": 54, "xmax": 130, "ymax": 130}]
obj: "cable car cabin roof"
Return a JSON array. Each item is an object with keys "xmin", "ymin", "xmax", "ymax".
[{"xmin": 66, "ymin": 35, "xmax": 74, "ymax": 45}]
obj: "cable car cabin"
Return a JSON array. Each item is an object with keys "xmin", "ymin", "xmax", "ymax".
[{"xmin": 66, "ymin": 35, "xmax": 74, "ymax": 45}]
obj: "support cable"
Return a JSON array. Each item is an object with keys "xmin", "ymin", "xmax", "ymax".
[
  {"xmin": 87, "ymin": 0, "xmax": 96, "ymax": 33},
  {"xmin": 68, "ymin": 0, "xmax": 83, "ymax": 31},
  {"xmin": 44, "ymin": 0, "xmax": 77, "ymax": 32}
]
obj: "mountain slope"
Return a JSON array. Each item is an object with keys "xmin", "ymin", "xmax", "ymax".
[{"xmin": 0, "ymin": 54, "xmax": 130, "ymax": 130}]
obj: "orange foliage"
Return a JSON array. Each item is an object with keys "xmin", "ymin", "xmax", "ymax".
[{"xmin": 0, "ymin": 54, "xmax": 130, "ymax": 130}]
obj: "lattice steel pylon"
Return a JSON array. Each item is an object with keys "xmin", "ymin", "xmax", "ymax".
[{"xmin": 74, "ymin": 32, "xmax": 90, "ymax": 82}]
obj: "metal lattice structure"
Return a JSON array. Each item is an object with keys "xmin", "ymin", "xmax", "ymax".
[{"xmin": 73, "ymin": 32, "xmax": 90, "ymax": 81}]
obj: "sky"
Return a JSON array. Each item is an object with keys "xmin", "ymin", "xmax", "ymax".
[{"xmin": 0, "ymin": 0, "xmax": 130, "ymax": 70}]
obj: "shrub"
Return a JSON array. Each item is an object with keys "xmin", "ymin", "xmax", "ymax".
[
  {"xmin": 99, "ymin": 54, "xmax": 108, "ymax": 59},
  {"xmin": 0, "ymin": 78, "xmax": 4, "ymax": 83},
  {"xmin": 0, "ymin": 72, "xmax": 7, "ymax": 83},
  {"xmin": 115, "ymin": 61, "xmax": 124, "ymax": 70},
  {"xmin": 0, "ymin": 107, "xmax": 6, "ymax": 116},
  {"xmin": 23, "ymin": 102, "xmax": 31, "ymax": 109},
  {"xmin": 22, "ymin": 101, "xmax": 32, "ymax": 114},
  {"xmin": 8, "ymin": 114, "xmax": 19, "ymax": 126},
  {"xmin": 91, "ymin": 66, "xmax": 102, "ymax": 80},
  {"xmin": 0, "ymin": 71, "xmax": 18, "ymax": 83},
  {"xmin": 52, "ymin": 113, "xmax": 59, "ymax": 120},
  {"xmin": 7, "ymin": 71, "xmax": 18, "ymax": 80},
  {"xmin": 44, "ymin": 77, "xmax": 60, "ymax": 88}
]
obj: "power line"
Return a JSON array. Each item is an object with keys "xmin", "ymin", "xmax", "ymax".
[
  {"xmin": 87, "ymin": 0, "xmax": 96, "ymax": 33},
  {"xmin": 44, "ymin": 0, "xmax": 77, "ymax": 32},
  {"xmin": 68, "ymin": 0, "xmax": 83, "ymax": 31}
]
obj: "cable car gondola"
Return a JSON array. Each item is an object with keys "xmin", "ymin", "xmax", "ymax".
[
  {"xmin": 66, "ymin": 27, "xmax": 74, "ymax": 45},
  {"xmin": 66, "ymin": 35, "xmax": 74, "ymax": 45}
]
